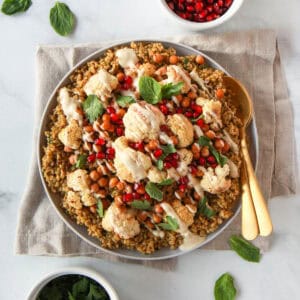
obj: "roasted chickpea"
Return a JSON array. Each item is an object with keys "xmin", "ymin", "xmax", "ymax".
[
  {"xmin": 216, "ymin": 88, "xmax": 224, "ymax": 99},
  {"xmin": 91, "ymin": 183, "xmax": 100, "ymax": 193},
  {"xmin": 201, "ymin": 146, "xmax": 210, "ymax": 157},
  {"xmin": 222, "ymin": 141, "xmax": 230, "ymax": 153},
  {"xmin": 145, "ymin": 220, "xmax": 155, "ymax": 229},
  {"xmin": 169, "ymin": 55, "xmax": 179, "ymax": 64},
  {"xmin": 69, "ymin": 154, "xmax": 77, "ymax": 165},
  {"xmin": 97, "ymin": 189, "xmax": 107, "ymax": 198},
  {"xmin": 154, "ymin": 204, "xmax": 164, "ymax": 214},
  {"xmin": 102, "ymin": 114, "xmax": 110, "ymax": 122},
  {"xmin": 205, "ymin": 130, "xmax": 216, "ymax": 139},
  {"xmin": 136, "ymin": 186, "xmax": 145, "ymax": 195},
  {"xmin": 84, "ymin": 125, "xmax": 94, "ymax": 133},
  {"xmin": 195, "ymin": 55, "xmax": 205, "ymax": 65},
  {"xmin": 116, "ymin": 181, "xmax": 125, "ymax": 191},
  {"xmin": 214, "ymin": 138, "xmax": 225, "ymax": 150},
  {"xmin": 117, "ymin": 108, "xmax": 126, "ymax": 117},
  {"xmin": 117, "ymin": 72, "xmax": 125, "ymax": 82},
  {"xmin": 176, "ymin": 94, "xmax": 183, "ymax": 102},
  {"xmin": 170, "ymin": 135, "xmax": 179, "ymax": 145},
  {"xmin": 188, "ymin": 91, "xmax": 197, "ymax": 99},
  {"xmin": 64, "ymin": 146, "xmax": 72, "ymax": 153},
  {"xmin": 90, "ymin": 170, "xmax": 100, "ymax": 181},
  {"xmin": 148, "ymin": 139, "xmax": 159, "ymax": 150},
  {"xmin": 137, "ymin": 211, "xmax": 148, "ymax": 222},
  {"xmin": 153, "ymin": 53, "xmax": 164, "ymax": 64},
  {"xmin": 98, "ymin": 177, "xmax": 108, "ymax": 187},
  {"xmin": 102, "ymin": 121, "xmax": 111, "ymax": 131},
  {"xmin": 109, "ymin": 177, "xmax": 119, "ymax": 189},
  {"xmin": 181, "ymin": 97, "xmax": 190, "ymax": 108},
  {"xmin": 152, "ymin": 214, "xmax": 162, "ymax": 224}
]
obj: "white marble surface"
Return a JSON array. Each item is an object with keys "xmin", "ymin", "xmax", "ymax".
[{"xmin": 0, "ymin": 0, "xmax": 299, "ymax": 299}]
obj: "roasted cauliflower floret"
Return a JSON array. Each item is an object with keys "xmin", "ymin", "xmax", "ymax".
[
  {"xmin": 115, "ymin": 48, "xmax": 138, "ymax": 69},
  {"xmin": 200, "ymin": 165, "xmax": 231, "ymax": 194},
  {"xmin": 58, "ymin": 119, "xmax": 82, "ymax": 149},
  {"xmin": 123, "ymin": 102, "xmax": 165, "ymax": 142},
  {"xmin": 83, "ymin": 69, "xmax": 118, "ymax": 100},
  {"xmin": 65, "ymin": 191, "xmax": 82, "ymax": 209},
  {"xmin": 172, "ymin": 200, "xmax": 195, "ymax": 226},
  {"xmin": 113, "ymin": 137, "xmax": 152, "ymax": 183},
  {"xmin": 166, "ymin": 65, "xmax": 193, "ymax": 93},
  {"xmin": 140, "ymin": 63, "xmax": 156, "ymax": 76},
  {"xmin": 167, "ymin": 114, "xmax": 194, "ymax": 148},
  {"xmin": 102, "ymin": 203, "xmax": 140, "ymax": 239},
  {"xmin": 67, "ymin": 169, "xmax": 90, "ymax": 192},
  {"xmin": 196, "ymin": 97, "xmax": 222, "ymax": 129},
  {"xmin": 177, "ymin": 149, "xmax": 193, "ymax": 176},
  {"xmin": 147, "ymin": 166, "xmax": 167, "ymax": 183},
  {"xmin": 81, "ymin": 191, "xmax": 97, "ymax": 206}
]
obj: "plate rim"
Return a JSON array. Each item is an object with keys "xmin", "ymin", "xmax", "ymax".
[{"xmin": 37, "ymin": 39, "xmax": 259, "ymax": 261}]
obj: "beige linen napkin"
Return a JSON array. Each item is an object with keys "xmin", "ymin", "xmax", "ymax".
[{"xmin": 15, "ymin": 30, "xmax": 297, "ymax": 269}]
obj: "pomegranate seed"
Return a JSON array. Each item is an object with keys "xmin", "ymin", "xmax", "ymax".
[
  {"xmin": 185, "ymin": 111, "xmax": 193, "ymax": 118},
  {"xmin": 186, "ymin": 0, "xmax": 194, "ymax": 3},
  {"xmin": 191, "ymin": 166, "xmax": 198, "ymax": 175},
  {"xmin": 186, "ymin": 5, "xmax": 194, "ymax": 12},
  {"xmin": 179, "ymin": 176, "xmax": 188, "ymax": 185},
  {"xmin": 206, "ymin": 14, "xmax": 213, "ymax": 21},
  {"xmin": 193, "ymin": 112, "xmax": 201, "ymax": 118},
  {"xmin": 179, "ymin": 184, "xmax": 187, "ymax": 192},
  {"xmin": 110, "ymin": 113, "xmax": 119, "ymax": 122},
  {"xmin": 178, "ymin": 4, "xmax": 185, "ymax": 11},
  {"xmin": 207, "ymin": 155, "xmax": 216, "ymax": 164},
  {"xmin": 144, "ymin": 193, "xmax": 151, "ymax": 200},
  {"xmin": 96, "ymin": 152, "xmax": 105, "ymax": 159},
  {"xmin": 179, "ymin": 12, "xmax": 188, "ymax": 19},
  {"xmin": 218, "ymin": 0, "xmax": 224, "ymax": 7},
  {"xmin": 207, "ymin": 0, "xmax": 213, "ymax": 3},
  {"xmin": 164, "ymin": 161, "xmax": 173, "ymax": 169},
  {"xmin": 225, "ymin": 0, "xmax": 232, "ymax": 7},
  {"xmin": 116, "ymin": 119, "xmax": 123, "ymax": 125},
  {"xmin": 95, "ymin": 138, "xmax": 106, "ymax": 146},
  {"xmin": 176, "ymin": 108, "xmax": 183, "ymax": 114},
  {"xmin": 135, "ymin": 142, "xmax": 144, "ymax": 152},
  {"xmin": 106, "ymin": 106, "xmax": 115, "ymax": 114},
  {"xmin": 160, "ymin": 124, "xmax": 169, "ymax": 132},
  {"xmin": 154, "ymin": 149, "xmax": 163, "ymax": 158},
  {"xmin": 196, "ymin": 118, "xmax": 205, "ymax": 127},
  {"xmin": 199, "ymin": 9, "xmax": 207, "ymax": 18},
  {"xmin": 191, "ymin": 104, "xmax": 203, "ymax": 114},
  {"xmin": 123, "ymin": 193, "xmax": 133, "ymax": 203},
  {"xmin": 122, "ymin": 83, "xmax": 130, "ymax": 90},
  {"xmin": 199, "ymin": 157, "xmax": 206, "ymax": 166},
  {"xmin": 116, "ymin": 127, "xmax": 124, "ymax": 136},
  {"xmin": 134, "ymin": 182, "xmax": 144, "ymax": 190},
  {"xmin": 171, "ymin": 153, "xmax": 179, "ymax": 160},
  {"xmin": 124, "ymin": 76, "xmax": 133, "ymax": 86},
  {"xmin": 159, "ymin": 104, "xmax": 168, "ymax": 115},
  {"xmin": 87, "ymin": 153, "xmax": 96, "ymax": 163},
  {"xmin": 207, "ymin": 5, "xmax": 213, "ymax": 13},
  {"xmin": 132, "ymin": 192, "xmax": 140, "ymax": 199},
  {"xmin": 211, "ymin": 163, "xmax": 218, "ymax": 169},
  {"xmin": 106, "ymin": 147, "xmax": 115, "ymax": 159},
  {"xmin": 170, "ymin": 160, "xmax": 178, "ymax": 168},
  {"xmin": 168, "ymin": 2, "xmax": 174, "ymax": 10},
  {"xmin": 195, "ymin": 2, "xmax": 204, "ymax": 11}
]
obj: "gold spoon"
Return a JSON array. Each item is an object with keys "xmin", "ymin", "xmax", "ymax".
[{"xmin": 223, "ymin": 76, "xmax": 273, "ymax": 239}]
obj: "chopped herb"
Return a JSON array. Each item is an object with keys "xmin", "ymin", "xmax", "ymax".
[
  {"xmin": 145, "ymin": 182, "xmax": 163, "ymax": 201},
  {"xmin": 139, "ymin": 76, "xmax": 162, "ymax": 104},
  {"xmin": 158, "ymin": 178, "xmax": 174, "ymax": 186},
  {"xmin": 191, "ymin": 114, "xmax": 203, "ymax": 123},
  {"xmin": 97, "ymin": 200, "xmax": 104, "ymax": 218},
  {"xmin": 198, "ymin": 136, "xmax": 227, "ymax": 167},
  {"xmin": 1, "ymin": 0, "xmax": 31, "ymax": 15},
  {"xmin": 161, "ymin": 82, "xmax": 183, "ymax": 99},
  {"xmin": 158, "ymin": 216, "xmax": 179, "ymax": 231},
  {"xmin": 197, "ymin": 196, "xmax": 215, "ymax": 218},
  {"xmin": 139, "ymin": 76, "xmax": 184, "ymax": 103},
  {"xmin": 116, "ymin": 95, "xmax": 135, "ymax": 107},
  {"xmin": 156, "ymin": 159, "xmax": 164, "ymax": 171},
  {"xmin": 82, "ymin": 94, "xmax": 104, "ymax": 123},
  {"xmin": 74, "ymin": 154, "xmax": 87, "ymax": 169},
  {"xmin": 50, "ymin": 2, "xmax": 75, "ymax": 36},
  {"xmin": 229, "ymin": 235, "xmax": 261, "ymax": 263},
  {"xmin": 130, "ymin": 200, "xmax": 151, "ymax": 210},
  {"xmin": 214, "ymin": 273, "xmax": 237, "ymax": 300},
  {"xmin": 183, "ymin": 57, "xmax": 189, "ymax": 65}
]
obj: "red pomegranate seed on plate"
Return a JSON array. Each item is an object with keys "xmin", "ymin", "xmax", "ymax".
[
  {"xmin": 199, "ymin": 157, "xmax": 206, "ymax": 166},
  {"xmin": 206, "ymin": 14, "xmax": 214, "ymax": 21},
  {"xmin": 135, "ymin": 142, "xmax": 144, "ymax": 152},
  {"xmin": 207, "ymin": 5, "xmax": 213, "ymax": 13},
  {"xmin": 207, "ymin": 0, "xmax": 214, "ymax": 3},
  {"xmin": 154, "ymin": 149, "xmax": 163, "ymax": 158},
  {"xmin": 195, "ymin": 2, "xmax": 204, "ymax": 12},
  {"xmin": 186, "ymin": 5, "xmax": 194, "ymax": 12},
  {"xmin": 179, "ymin": 176, "xmax": 188, "ymax": 185},
  {"xmin": 106, "ymin": 106, "xmax": 115, "ymax": 114},
  {"xmin": 124, "ymin": 75, "xmax": 133, "ymax": 86},
  {"xmin": 211, "ymin": 163, "xmax": 218, "ymax": 169},
  {"xmin": 170, "ymin": 160, "xmax": 178, "ymax": 168},
  {"xmin": 196, "ymin": 118, "xmax": 205, "ymax": 127},
  {"xmin": 116, "ymin": 127, "xmax": 124, "ymax": 136},
  {"xmin": 96, "ymin": 152, "xmax": 105, "ymax": 159},
  {"xmin": 199, "ymin": 9, "xmax": 207, "ymax": 18},
  {"xmin": 159, "ymin": 104, "xmax": 168, "ymax": 115},
  {"xmin": 179, "ymin": 184, "xmax": 187, "ymax": 192},
  {"xmin": 87, "ymin": 153, "xmax": 96, "ymax": 163},
  {"xmin": 164, "ymin": 161, "xmax": 173, "ymax": 169},
  {"xmin": 191, "ymin": 104, "xmax": 203, "ymax": 113},
  {"xmin": 218, "ymin": 0, "xmax": 224, "ymax": 7},
  {"xmin": 110, "ymin": 113, "xmax": 119, "ymax": 122},
  {"xmin": 225, "ymin": 0, "xmax": 232, "ymax": 7},
  {"xmin": 176, "ymin": 108, "xmax": 183, "ymax": 114},
  {"xmin": 168, "ymin": 2, "xmax": 175, "ymax": 10},
  {"xmin": 191, "ymin": 165, "xmax": 198, "ymax": 175},
  {"xmin": 95, "ymin": 138, "xmax": 106, "ymax": 146},
  {"xmin": 185, "ymin": 111, "xmax": 193, "ymax": 118},
  {"xmin": 207, "ymin": 155, "xmax": 216, "ymax": 164},
  {"xmin": 123, "ymin": 193, "xmax": 133, "ymax": 203}
]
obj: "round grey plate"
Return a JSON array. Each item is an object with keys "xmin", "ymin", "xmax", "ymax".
[{"xmin": 37, "ymin": 40, "xmax": 258, "ymax": 260}]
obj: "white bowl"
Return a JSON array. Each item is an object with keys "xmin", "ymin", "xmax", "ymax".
[
  {"xmin": 159, "ymin": 0, "xmax": 244, "ymax": 31},
  {"xmin": 26, "ymin": 267, "xmax": 119, "ymax": 300}
]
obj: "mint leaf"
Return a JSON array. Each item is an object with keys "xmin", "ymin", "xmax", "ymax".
[
  {"xmin": 139, "ymin": 76, "xmax": 162, "ymax": 104},
  {"xmin": 116, "ymin": 95, "xmax": 135, "ymax": 107},
  {"xmin": 229, "ymin": 235, "xmax": 261, "ymax": 263},
  {"xmin": 50, "ymin": 2, "xmax": 75, "ymax": 36},
  {"xmin": 1, "ymin": 0, "xmax": 31, "ymax": 15},
  {"xmin": 156, "ymin": 159, "xmax": 164, "ymax": 171},
  {"xmin": 145, "ymin": 182, "xmax": 163, "ymax": 201},
  {"xmin": 158, "ymin": 178, "xmax": 174, "ymax": 186},
  {"xmin": 130, "ymin": 200, "xmax": 151, "ymax": 210},
  {"xmin": 87, "ymin": 283, "xmax": 109, "ymax": 300},
  {"xmin": 161, "ymin": 82, "xmax": 183, "ymax": 99},
  {"xmin": 72, "ymin": 277, "xmax": 89, "ymax": 297},
  {"xmin": 198, "ymin": 136, "xmax": 227, "ymax": 167},
  {"xmin": 197, "ymin": 196, "xmax": 215, "ymax": 218},
  {"xmin": 156, "ymin": 144, "xmax": 177, "ymax": 170},
  {"xmin": 74, "ymin": 154, "xmax": 87, "ymax": 169},
  {"xmin": 68, "ymin": 291, "xmax": 75, "ymax": 300},
  {"xmin": 97, "ymin": 200, "xmax": 104, "ymax": 218},
  {"xmin": 214, "ymin": 273, "xmax": 237, "ymax": 300},
  {"xmin": 83, "ymin": 95, "xmax": 104, "ymax": 123},
  {"xmin": 159, "ymin": 216, "xmax": 179, "ymax": 231}
]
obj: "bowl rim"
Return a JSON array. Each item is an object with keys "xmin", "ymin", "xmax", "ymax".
[
  {"xmin": 37, "ymin": 39, "xmax": 259, "ymax": 261},
  {"xmin": 26, "ymin": 266, "xmax": 119, "ymax": 300},
  {"xmin": 159, "ymin": 0, "xmax": 245, "ymax": 30}
]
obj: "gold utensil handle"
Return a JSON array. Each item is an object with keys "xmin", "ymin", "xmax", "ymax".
[
  {"xmin": 241, "ymin": 137, "xmax": 273, "ymax": 236},
  {"xmin": 241, "ymin": 161, "xmax": 259, "ymax": 240}
]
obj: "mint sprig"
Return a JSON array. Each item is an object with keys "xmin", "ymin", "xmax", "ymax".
[
  {"xmin": 158, "ymin": 216, "xmax": 179, "ymax": 231},
  {"xmin": 156, "ymin": 144, "xmax": 177, "ymax": 170},
  {"xmin": 214, "ymin": 273, "xmax": 237, "ymax": 300},
  {"xmin": 116, "ymin": 95, "xmax": 135, "ymax": 107},
  {"xmin": 82, "ymin": 94, "xmax": 104, "ymax": 123},
  {"xmin": 197, "ymin": 196, "xmax": 215, "ymax": 218},
  {"xmin": 145, "ymin": 182, "xmax": 163, "ymax": 201},
  {"xmin": 130, "ymin": 200, "xmax": 151, "ymax": 210}
]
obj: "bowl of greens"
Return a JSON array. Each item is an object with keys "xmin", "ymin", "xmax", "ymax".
[{"xmin": 26, "ymin": 267, "xmax": 119, "ymax": 300}]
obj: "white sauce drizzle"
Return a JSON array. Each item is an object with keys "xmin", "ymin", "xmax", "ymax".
[
  {"xmin": 187, "ymin": 174, "xmax": 204, "ymax": 197},
  {"xmin": 82, "ymin": 132, "xmax": 94, "ymax": 143},
  {"xmin": 120, "ymin": 89, "xmax": 137, "ymax": 100},
  {"xmin": 223, "ymin": 130, "xmax": 239, "ymax": 154},
  {"xmin": 159, "ymin": 132, "xmax": 173, "ymax": 145},
  {"xmin": 58, "ymin": 87, "xmax": 82, "ymax": 124},
  {"xmin": 193, "ymin": 125, "xmax": 204, "ymax": 138},
  {"xmin": 226, "ymin": 158, "xmax": 239, "ymax": 178},
  {"xmin": 161, "ymin": 203, "xmax": 205, "ymax": 251}
]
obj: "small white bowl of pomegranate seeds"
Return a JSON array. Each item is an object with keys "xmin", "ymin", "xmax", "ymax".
[{"xmin": 160, "ymin": 0, "xmax": 244, "ymax": 30}]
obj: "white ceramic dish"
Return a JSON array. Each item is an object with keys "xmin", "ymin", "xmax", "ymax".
[
  {"xmin": 37, "ymin": 40, "xmax": 258, "ymax": 260},
  {"xmin": 26, "ymin": 267, "xmax": 119, "ymax": 300},
  {"xmin": 159, "ymin": 0, "xmax": 244, "ymax": 31}
]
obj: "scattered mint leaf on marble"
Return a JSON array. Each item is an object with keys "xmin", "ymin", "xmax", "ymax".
[
  {"xmin": 214, "ymin": 273, "xmax": 237, "ymax": 300},
  {"xmin": 1, "ymin": 0, "xmax": 31, "ymax": 15}
]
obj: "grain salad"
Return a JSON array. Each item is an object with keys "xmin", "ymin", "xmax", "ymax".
[{"xmin": 42, "ymin": 42, "xmax": 242, "ymax": 254}]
